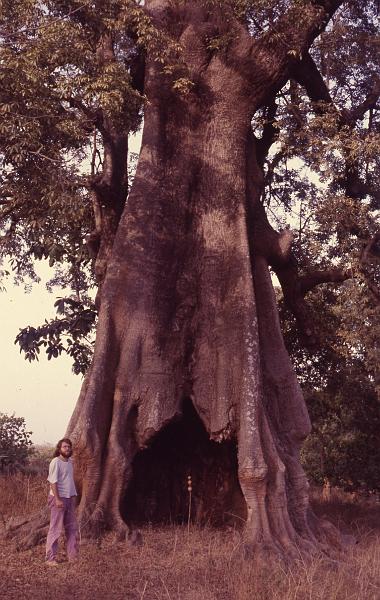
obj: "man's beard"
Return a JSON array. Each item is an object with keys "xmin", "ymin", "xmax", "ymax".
[{"xmin": 61, "ymin": 449, "xmax": 72, "ymax": 458}]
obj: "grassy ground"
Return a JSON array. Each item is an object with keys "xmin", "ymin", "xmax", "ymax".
[{"xmin": 1, "ymin": 474, "xmax": 379, "ymax": 600}]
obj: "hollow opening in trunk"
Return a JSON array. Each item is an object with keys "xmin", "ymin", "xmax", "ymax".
[{"xmin": 122, "ymin": 398, "xmax": 246, "ymax": 526}]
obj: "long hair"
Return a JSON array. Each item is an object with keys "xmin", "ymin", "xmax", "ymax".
[{"xmin": 53, "ymin": 438, "xmax": 73, "ymax": 458}]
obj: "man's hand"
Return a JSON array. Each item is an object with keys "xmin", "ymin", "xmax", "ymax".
[
  {"xmin": 55, "ymin": 497, "xmax": 64, "ymax": 509},
  {"xmin": 50, "ymin": 483, "xmax": 64, "ymax": 508}
]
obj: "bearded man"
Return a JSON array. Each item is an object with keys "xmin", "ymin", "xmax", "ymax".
[{"xmin": 45, "ymin": 438, "xmax": 79, "ymax": 566}]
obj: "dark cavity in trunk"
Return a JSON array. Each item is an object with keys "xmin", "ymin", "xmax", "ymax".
[{"xmin": 122, "ymin": 399, "xmax": 245, "ymax": 526}]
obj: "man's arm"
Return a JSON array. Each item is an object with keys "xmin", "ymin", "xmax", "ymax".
[
  {"xmin": 47, "ymin": 460, "xmax": 64, "ymax": 508},
  {"xmin": 50, "ymin": 482, "xmax": 64, "ymax": 508}
]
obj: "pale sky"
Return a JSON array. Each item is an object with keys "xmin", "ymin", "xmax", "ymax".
[
  {"xmin": 0, "ymin": 262, "xmax": 82, "ymax": 445},
  {"xmin": 0, "ymin": 134, "xmax": 142, "ymax": 446}
]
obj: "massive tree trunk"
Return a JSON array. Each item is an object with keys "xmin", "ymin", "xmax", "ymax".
[
  {"xmin": 64, "ymin": 3, "xmax": 346, "ymax": 558},
  {"xmin": 4, "ymin": 1, "xmax": 346, "ymax": 557}
]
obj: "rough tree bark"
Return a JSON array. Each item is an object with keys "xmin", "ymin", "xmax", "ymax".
[{"xmin": 5, "ymin": 0, "xmax": 349, "ymax": 558}]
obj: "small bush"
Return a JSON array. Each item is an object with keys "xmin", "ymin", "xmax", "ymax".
[{"xmin": 0, "ymin": 413, "xmax": 33, "ymax": 472}]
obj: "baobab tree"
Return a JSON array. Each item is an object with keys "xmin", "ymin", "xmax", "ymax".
[{"xmin": 1, "ymin": 0, "xmax": 379, "ymax": 557}]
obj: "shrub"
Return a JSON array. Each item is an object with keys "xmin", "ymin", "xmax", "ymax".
[{"xmin": 0, "ymin": 413, "xmax": 33, "ymax": 472}]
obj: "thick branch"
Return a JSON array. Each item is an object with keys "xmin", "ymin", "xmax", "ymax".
[
  {"xmin": 83, "ymin": 33, "xmax": 131, "ymax": 292},
  {"xmin": 273, "ymin": 261, "xmax": 349, "ymax": 345},
  {"xmin": 298, "ymin": 268, "xmax": 350, "ymax": 295},
  {"xmin": 274, "ymin": 262, "xmax": 318, "ymax": 344},
  {"xmin": 249, "ymin": 201, "xmax": 350, "ymax": 342},
  {"xmin": 273, "ymin": 237, "xmax": 380, "ymax": 343},
  {"xmin": 361, "ymin": 232, "xmax": 380, "ymax": 263},
  {"xmin": 290, "ymin": 51, "xmax": 379, "ymax": 204},
  {"xmin": 292, "ymin": 52, "xmax": 380, "ymax": 125},
  {"xmin": 360, "ymin": 232, "xmax": 380, "ymax": 302},
  {"xmin": 346, "ymin": 80, "xmax": 380, "ymax": 124},
  {"xmin": 256, "ymin": 101, "xmax": 279, "ymax": 167},
  {"xmin": 310, "ymin": 1, "xmax": 345, "ymax": 13},
  {"xmin": 221, "ymin": 0, "xmax": 345, "ymax": 112},
  {"xmin": 263, "ymin": 0, "xmax": 345, "ymax": 52},
  {"xmin": 290, "ymin": 52, "xmax": 333, "ymax": 111},
  {"xmin": 130, "ymin": 49, "xmax": 146, "ymax": 95}
]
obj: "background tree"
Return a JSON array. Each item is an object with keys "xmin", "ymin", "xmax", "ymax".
[
  {"xmin": 279, "ymin": 289, "xmax": 380, "ymax": 492},
  {"xmin": 0, "ymin": 413, "xmax": 33, "ymax": 471},
  {"xmin": 1, "ymin": 0, "xmax": 379, "ymax": 557}
]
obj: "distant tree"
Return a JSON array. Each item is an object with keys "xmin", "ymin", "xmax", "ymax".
[
  {"xmin": 0, "ymin": 413, "xmax": 33, "ymax": 471},
  {"xmin": 301, "ymin": 381, "xmax": 380, "ymax": 492},
  {"xmin": 26, "ymin": 443, "xmax": 55, "ymax": 476},
  {"xmin": 279, "ymin": 282, "xmax": 380, "ymax": 491}
]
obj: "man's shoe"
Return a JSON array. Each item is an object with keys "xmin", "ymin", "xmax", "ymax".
[{"xmin": 46, "ymin": 560, "xmax": 59, "ymax": 567}]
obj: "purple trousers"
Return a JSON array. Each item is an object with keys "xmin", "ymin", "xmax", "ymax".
[{"xmin": 45, "ymin": 495, "xmax": 79, "ymax": 561}]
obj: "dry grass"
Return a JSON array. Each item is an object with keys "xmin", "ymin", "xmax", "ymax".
[
  {"xmin": 0, "ymin": 475, "xmax": 379, "ymax": 600},
  {"xmin": 0, "ymin": 472, "xmax": 47, "ymax": 520}
]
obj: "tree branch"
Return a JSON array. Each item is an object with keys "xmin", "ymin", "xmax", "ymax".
[
  {"xmin": 361, "ymin": 232, "xmax": 380, "ymax": 264},
  {"xmin": 130, "ymin": 49, "xmax": 146, "ymax": 95},
  {"xmin": 298, "ymin": 268, "xmax": 350, "ymax": 295},
  {"xmin": 274, "ymin": 261, "xmax": 319, "ymax": 344},
  {"xmin": 291, "ymin": 52, "xmax": 380, "ymax": 125},
  {"xmin": 256, "ymin": 101, "xmax": 279, "ymax": 167},
  {"xmin": 310, "ymin": 1, "xmax": 345, "ymax": 11},
  {"xmin": 273, "ymin": 261, "xmax": 350, "ymax": 346},
  {"xmin": 268, "ymin": 1, "xmax": 345, "ymax": 55},
  {"xmin": 227, "ymin": 0, "xmax": 345, "ymax": 111},
  {"xmin": 290, "ymin": 52, "xmax": 333, "ymax": 111},
  {"xmin": 360, "ymin": 232, "xmax": 380, "ymax": 302},
  {"xmin": 273, "ymin": 236, "xmax": 380, "ymax": 343},
  {"xmin": 345, "ymin": 80, "xmax": 380, "ymax": 124},
  {"xmin": 290, "ymin": 51, "xmax": 379, "ymax": 203}
]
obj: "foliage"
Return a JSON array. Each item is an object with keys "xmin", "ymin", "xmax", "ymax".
[
  {"xmin": 25, "ymin": 443, "xmax": 55, "ymax": 475},
  {"xmin": 0, "ymin": 0, "xmax": 143, "ymax": 281},
  {"xmin": 263, "ymin": 2, "xmax": 380, "ymax": 493},
  {"xmin": 0, "ymin": 412, "xmax": 33, "ymax": 470},
  {"xmin": 14, "ymin": 295, "xmax": 97, "ymax": 375},
  {"xmin": 301, "ymin": 383, "xmax": 380, "ymax": 492},
  {"xmin": 280, "ymin": 285, "xmax": 380, "ymax": 491}
]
